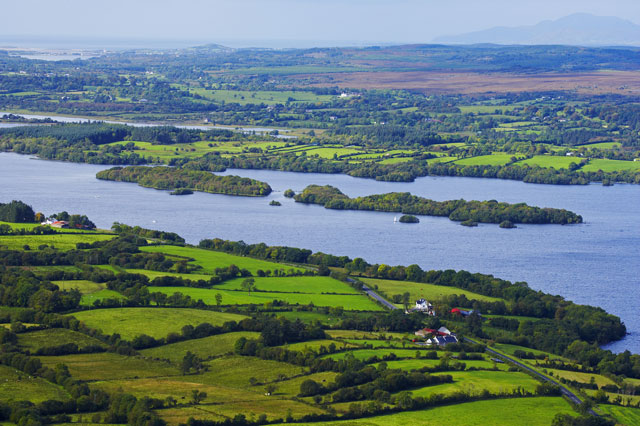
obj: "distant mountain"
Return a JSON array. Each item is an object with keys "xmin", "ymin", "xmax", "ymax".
[{"xmin": 434, "ymin": 13, "xmax": 640, "ymax": 46}]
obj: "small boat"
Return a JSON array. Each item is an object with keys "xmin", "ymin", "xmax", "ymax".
[{"xmin": 393, "ymin": 216, "xmax": 397, "ymax": 223}]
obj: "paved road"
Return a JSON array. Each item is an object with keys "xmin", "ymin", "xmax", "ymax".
[
  {"xmin": 463, "ymin": 337, "xmax": 597, "ymax": 414},
  {"xmin": 361, "ymin": 283, "xmax": 399, "ymax": 310}
]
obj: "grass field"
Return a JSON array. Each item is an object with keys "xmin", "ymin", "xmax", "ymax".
[
  {"xmin": 323, "ymin": 348, "xmax": 429, "ymax": 361},
  {"xmin": 215, "ymin": 276, "xmax": 360, "ymax": 294},
  {"xmin": 17, "ymin": 328, "xmax": 106, "ymax": 351},
  {"xmin": 68, "ymin": 308, "xmax": 247, "ymax": 339},
  {"xmin": 119, "ymin": 268, "xmax": 214, "ymax": 282},
  {"xmin": 279, "ymin": 397, "xmax": 574, "ymax": 426},
  {"xmin": 547, "ymin": 369, "xmax": 616, "ymax": 388},
  {"xmin": 38, "ymin": 352, "xmax": 178, "ymax": 381},
  {"xmin": 187, "ymin": 88, "xmax": 335, "ymax": 105},
  {"xmin": 147, "ymin": 286, "xmax": 383, "ymax": 311},
  {"xmin": 408, "ymin": 370, "xmax": 540, "ymax": 398},
  {"xmin": 372, "ymin": 358, "xmax": 509, "ymax": 372},
  {"xmin": 174, "ymin": 356, "xmax": 305, "ymax": 389},
  {"xmin": 361, "ymin": 278, "xmax": 503, "ymax": 305},
  {"xmin": 0, "ymin": 233, "xmax": 114, "ymax": 251},
  {"xmin": 80, "ymin": 289, "xmax": 126, "ymax": 306},
  {"xmin": 454, "ymin": 154, "xmax": 522, "ymax": 166},
  {"xmin": 517, "ymin": 155, "xmax": 582, "ymax": 169},
  {"xmin": 581, "ymin": 158, "xmax": 640, "ymax": 173},
  {"xmin": 491, "ymin": 343, "xmax": 565, "ymax": 361},
  {"xmin": 53, "ymin": 280, "xmax": 105, "ymax": 293},
  {"xmin": 272, "ymin": 310, "xmax": 343, "ymax": 326},
  {"xmin": 0, "ymin": 364, "xmax": 71, "ymax": 403},
  {"xmin": 141, "ymin": 331, "xmax": 260, "ymax": 362},
  {"xmin": 140, "ymin": 245, "xmax": 306, "ymax": 275},
  {"xmin": 598, "ymin": 404, "xmax": 640, "ymax": 426}
]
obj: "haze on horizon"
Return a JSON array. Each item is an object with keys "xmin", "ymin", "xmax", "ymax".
[{"xmin": 2, "ymin": 0, "xmax": 640, "ymax": 48}]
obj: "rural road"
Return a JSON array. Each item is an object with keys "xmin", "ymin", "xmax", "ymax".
[
  {"xmin": 357, "ymin": 281, "xmax": 595, "ymax": 415},
  {"xmin": 360, "ymin": 283, "xmax": 399, "ymax": 311}
]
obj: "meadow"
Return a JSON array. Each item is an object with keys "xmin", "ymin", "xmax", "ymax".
[
  {"xmin": 408, "ymin": 370, "xmax": 540, "ymax": 398},
  {"xmin": 361, "ymin": 278, "xmax": 504, "ymax": 304},
  {"xmin": 597, "ymin": 405, "xmax": 640, "ymax": 426},
  {"xmin": 0, "ymin": 233, "xmax": 114, "ymax": 251},
  {"xmin": 147, "ymin": 286, "xmax": 383, "ymax": 311},
  {"xmin": 453, "ymin": 153, "xmax": 522, "ymax": 167},
  {"xmin": 140, "ymin": 331, "xmax": 260, "ymax": 362},
  {"xmin": 215, "ymin": 276, "xmax": 361, "ymax": 294},
  {"xmin": 68, "ymin": 308, "xmax": 247, "ymax": 339},
  {"xmin": 140, "ymin": 245, "xmax": 306, "ymax": 275},
  {"xmin": 0, "ymin": 365, "xmax": 71, "ymax": 403},
  {"xmin": 17, "ymin": 328, "xmax": 106, "ymax": 351},
  {"xmin": 278, "ymin": 397, "xmax": 575, "ymax": 426}
]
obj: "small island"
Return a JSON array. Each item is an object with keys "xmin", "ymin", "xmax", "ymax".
[
  {"xmin": 96, "ymin": 166, "xmax": 272, "ymax": 197},
  {"xmin": 269, "ymin": 200, "xmax": 282, "ymax": 206},
  {"xmin": 461, "ymin": 219, "xmax": 478, "ymax": 227},
  {"xmin": 499, "ymin": 220, "xmax": 517, "ymax": 229},
  {"xmin": 294, "ymin": 185, "xmax": 583, "ymax": 226},
  {"xmin": 398, "ymin": 214, "xmax": 419, "ymax": 223},
  {"xmin": 170, "ymin": 188, "xmax": 194, "ymax": 196},
  {"xmin": 283, "ymin": 189, "xmax": 295, "ymax": 198}
]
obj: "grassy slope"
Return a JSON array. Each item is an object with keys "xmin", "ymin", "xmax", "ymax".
[
  {"xmin": 279, "ymin": 397, "xmax": 574, "ymax": 426},
  {"xmin": 361, "ymin": 277, "xmax": 503, "ymax": 304},
  {"xmin": 140, "ymin": 331, "xmax": 261, "ymax": 362},
  {"xmin": 0, "ymin": 365, "xmax": 71, "ymax": 403},
  {"xmin": 147, "ymin": 286, "xmax": 383, "ymax": 311},
  {"xmin": 17, "ymin": 328, "xmax": 106, "ymax": 351},
  {"xmin": 0, "ymin": 233, "xmax": 114, "ymax": 250},
  {"xmin": 215, "ymin": 276, "xmax": 360, "ymax": 294},
  {"xmin": 68, "ymin": 308, "xmax": 247, "ymax": 339},
  {"xmin": 598, "ymin": 405, "xmax": 640, "ymax": 426},
  {"xmin": 140, "ymin": 245, "xmax": 306, "ymax": 275}
]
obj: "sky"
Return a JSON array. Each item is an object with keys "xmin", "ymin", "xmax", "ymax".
[{"xmin": 2, "ymin": 0, "xmax": 640, "ymax": 48}]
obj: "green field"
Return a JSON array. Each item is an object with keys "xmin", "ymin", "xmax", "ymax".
[
  {"xmin": 454, "ymin": 154, "xmax": 522, "ymax": 166},
  {"xmin": 140, "ymin": 245, "xmax": 306, "ymax": 275},
  {"xmin": 215, "ymin": 276, "xmax": 360, "ymax": 294},
  {"xmin": 373, "ymin": 358, "xmax": 509, "ymax": 372},
  {"xmin": 491, "ymin": 343, "xmax": 565, "ymax": 361},
  {"xmin": 280, "ymin": 397, "xmax": 574, "ymax": 426},
  {"xmin": 517, "ymin": 155, "xmax": 583, "ymax": 169},
  {"xmin": 38, "ymin": 352, "xmax": 178, "ymax": 381},
  {"xmin": 409, "ymin": 370, "xmax": 539, "ymax": 398},
  {"xmin": 582, "ymin": 158, "xmax": 640, "ymax": 173},
  {"xmin": 17, "ymin": 328, "xmax": 106, "ymax": 351},
  {"xmin": 53, "ymin": 280, "xmax": 105, "ymax": 293},
  {"xmin": 324, "ymin": 348, "xmax": 428, "ymax": 361},
  {"xmin": 187, "ymin": 88, "xmax": 335, "ymax": 105},
  {"xmin": 598, "ymin": 404, "xmax": 640, "ymax": 426},
  {"xmin": 68, "ymin": 308, "xmax": 247, "ymax": 339},
  {"xmin": 0, "ymin": 233, "xmax": 114, "ymax": 250},
  {"xmin": 148, "ymin": 286, "xmax": 383, "ymax": 311},
  {"xmin": 141, "ymin": 331, "xmax": 260, "ymax": 362},
  {"xmin": 361, "ymin": 277, "xmax": 503, "ymax": 305},
  {"xmin": 0, "ymin": 365, "xmax": 71, "ymax": 403},
  {"xmin": 119, "ymin": 268, "xmax": 214, "ymax": 282}
]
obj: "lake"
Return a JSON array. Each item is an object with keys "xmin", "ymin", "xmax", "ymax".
[{"xmin": 0, "ymin": 152, "xmax": 638, "ymax": 353}]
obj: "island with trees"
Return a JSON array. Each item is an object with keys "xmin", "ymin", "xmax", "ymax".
[
  {"xmin": 293, "ymin": 185, "xmax": 583, "ymax": 225},
  {"xmin": 96, "ymin": 166, "xmax": 272, "ymax": 197}
]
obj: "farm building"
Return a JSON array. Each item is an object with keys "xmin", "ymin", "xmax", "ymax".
[{"xmin": 410, "ymin": 298, "xmax": 435, "ymax": 315}]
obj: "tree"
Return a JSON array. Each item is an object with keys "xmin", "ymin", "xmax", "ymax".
[
  {"xmin": 191, "ymin": 390, "xmax": 207, "ymax": 405},
  {"xmin": 264, "ymin": 383, "xmax": 277, "ymax": 396},
  {"xmin": 402, "ymin": 292, "xmax": 411, "ymax": 312},
  {"xmin": 241, "ymin": 278, "xmax": 255, "ymax": 295},
  {"xmin": 215, "ymin": 293, "xmax": 222, "ymax": 306}
]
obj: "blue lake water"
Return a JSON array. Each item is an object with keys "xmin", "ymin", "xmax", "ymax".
[{"xmin": 0, "ymin": 152, "xmax": 638, "ymax": 354}]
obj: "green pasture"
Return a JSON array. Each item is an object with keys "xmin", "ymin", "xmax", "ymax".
[
  {"xmin": 17, "ymin": 328, "xmax": 106, "ymax": 351},
  {"xmin": 300, "ymin": 147, "xmax": 363, "ymax": 159},
  {"xmin": 458, "ymin": 105, "xmax": 518, "ymax": 114},
  {"xmin": 175, "ymin": 356, "xmax": 305, "ymax": 389},
  {"xmin": 491, "ymin": 343, "xmax": 564, "ymax": 361},
  {"xmin": 598, "ymin": 405, "xmax": 640, "ymax": 426},
  {"xmin": 271, "ymin": 372, "xmax": 338, "ymax": 397},
  {"xmin": 426, "ymin": 155, "xmax": 457, "ymax": 164},
  {"xmin": 215, "ymin": 276, "xmax": 360, "ymax": 294},
  {"xmin": 373, "ymin": 358, "xmax": 509, "ymax": 371},
  {"xmin": 378, "ymin": 157, "xmax": 413, "ymax": 165},
  {"xmin": 38, "ymin": 352, "xmax": 178, "ymax": 381},
  {"xmin": 270, "ymin": 310, "xmax": 343, "ymax": 326},
  {"xmin": 326, "ymin": 330, "xmax": 408, "ymax": 340},
  {"xmin": 68, "ymin": 307, "xmax": 246, "ymax": 339},
  {"xmin": 53, "ymin": 280, "xmax": 104, "ymax": 293},
  {"xmin": 140, "ymin": 245, "xmax": 305, "ymax": 275},
  {"xmin": 453, "ymin": 153, "xmax": 522, "ymax": 166},
  {"xmin": 323, "ymin": 348, "xmax": 428, "ymax": 361},
  {"xmin": 121, "ymin": 268, "xmax": 214, "ymax": 282},
  {"xmin": 580, "ymin": 142, "xmax": 621, "ymax": 149},
  {"xmin": 282, "ymin": 339, "xmax": 358, "ymax": 352},
  {"xmin": 80, "ymin": 289, "xmax": 126, "ymax": 306},
  {"xmin": 361, "ymin": 277, "xmax": 504, "ymax": 304},
  {"xmin": 0, "ymin": 233, "xmax": 114, "ymax": 251},
  {"xmin": 141, "ymin": 331, "xmax": 260, "ymax": 362},
  {"xmin": 582, "ymin": 158, "xmax": 640, "ymax": 173},
  {"xmin": 147, "ymin": 286, "xmax": 383, "ymax": 311},
  {"xmin": 343, "ymin": 339, "xmax": 410, "ymax": 349},
  {"xmin": 517, "ymin": 155, "xmax": 582, "ymax": 169},
  {"xmin": 0, "ymin": 365, "xmax": 70, "ymax": 403},
  {"xmin": 408, "ymin": 370, "xmax": 540, "ymax": 398},
  {"xmin": 547, "ymin": 369, "xmax": 616, "ymax": 388},
  {"xmin": 187, "ymin": 89, "xmax": 335, "ymax": 105},
  {"xmin": 281, "ymin": 397, "xmax": 574, "ymax": 426}
]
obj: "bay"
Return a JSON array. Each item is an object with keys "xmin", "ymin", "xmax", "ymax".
[{"xmin": 0, "ymin": 152, "xmax": 638, "ymax": 353}]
